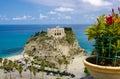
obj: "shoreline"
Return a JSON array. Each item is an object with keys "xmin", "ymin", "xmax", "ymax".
[{"xmin": 5, "ymin": 54, "xmax": 28, "ymax": 61}]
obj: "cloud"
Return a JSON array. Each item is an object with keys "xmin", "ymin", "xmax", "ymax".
[
  {"xmin": 24, "ymin": 0, "xmax": 114, "ymax": 14},
  {"xmin": 24, "ymin": 0, "xmax": 113, "ymax": 8},
  {"xmin": 82, "ymin": 0, "xmax": 112, "ymax": 6},
  {"xmin": 12, "ymin": 15, "xmax": 33, "ymax": 20},
  {"xmin": 57, "ymin": 14, "xmax": 72, "ymax": 20},
  {"xmin": 3, "ymin": 0, "xmax": 120, "ymax": 24},
  {"xmin": 55, "ymin": 7, "xmax": 74, "ymax": 12},
  {"xmin": 83, "ymin": 14, "xmax": 98, "ymax": 23},
  {"xmin": 0, "ymin": 15, "xmax": 9, "ymax": 21},
  {"xmin": 39, "ymin": 14, "xmax": 47, "ymax": 19},
  {"xmin": 65, "ymin": 16, "xmax": 71, "ymax": 19},
  {"xmin": 25, "ymin": 0, "xmax": 75, "ymax": 7},
  {"xmin": 49, "ymin": 11, "xmax": 56, "ymax": 14}
]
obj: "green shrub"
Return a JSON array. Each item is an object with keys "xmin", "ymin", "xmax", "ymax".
[
  {"xmin": 84, "ymin": 67, "xmax": 90, "ymax": 76},
  {"xmin": 56, "ymin": 78, "xmax": 61, "ymax": 79}
]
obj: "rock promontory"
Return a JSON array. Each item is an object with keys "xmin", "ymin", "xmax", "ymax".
[{"xmin": 23, "ymin": 26, "xmax": 86, "ymax": 69}]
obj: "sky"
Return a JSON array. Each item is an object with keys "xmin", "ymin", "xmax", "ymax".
[{"xmin": 0, "ymin": 0, "xmax": 120, "ymax": 24}]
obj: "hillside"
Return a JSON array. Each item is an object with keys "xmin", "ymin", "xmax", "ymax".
[{"xmin": 23, "ymin": 27, "xmax": 86, "ymax": 69}]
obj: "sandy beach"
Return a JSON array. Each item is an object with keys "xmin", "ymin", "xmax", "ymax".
[
  {"xmin": 1, "ymin": 55, "xmax": 86, "ymax": 79},
  {"xmin": 5, "ymin": 54, "xmax": 28, "ymax": 61}
]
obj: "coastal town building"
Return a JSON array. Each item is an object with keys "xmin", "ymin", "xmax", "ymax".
[{"xmin": 47, "ymin": 26, "xmax": 66, "ymax": 38}]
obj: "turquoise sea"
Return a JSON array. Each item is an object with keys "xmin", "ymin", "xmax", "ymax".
[{"xmin": 0, "ymin": 24, "xmax": 94, "ymax": 58}]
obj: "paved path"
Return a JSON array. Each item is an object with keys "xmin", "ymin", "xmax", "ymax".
[{"xmin": 67, "ymin": 56, "xmax": 86, "ymax": 79}]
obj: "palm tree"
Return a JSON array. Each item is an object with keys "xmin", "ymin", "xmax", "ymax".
[
  {"xmin": 13, "ymin": 61, "xmax": 18, "ymax": 69},
  {"xmin": 12, "ymin": 61, "xmax": 18, "ymax": 78},
  {"xmin": 49, "ymin": 62, "xmax": 56, "ymax": 71},
  {"xmin": 27, "ymin": 65, "xmax": 33, "ymax": 79},
  {"xmin": 31, "ymin": 61, "xmax": 34, "ymax": 66},
  {"xmin": 3, "ymin": 59, "xmax": 8, "ymax": 79},
  {"xmin": 62, "ymin": 55, "xmax": 70, "ymax": 71},
  {"xmin": 32, "ymin": 66, "xmax": 37, "ymax": 78},
  {"xmin": 57, "ymin": 58, "xmax": 63, "ymax": 70},
  {"xmin": 17, "ymin": 64, "xmax": 23, "ymax": 78},
  {"xmin": 3, "ymin": 59, "xmax": 8, "ymax": 66},
  {"xmin": 47, "ymin": 62, "xmax": 52, "ymax": 71},
  {"xmin": 2, "ymin": 59, "xmax": 14, "ymax": 79},
  {"xmin": 33, "ymin": 56, "xmax": 48, "ymax": 79},
  {"xmin": 24, "ymin": 58, "xmax": 29, "ymax": 65},
  {"xmin": 64, "ymin": 59, "xmax": 69, "ymax": 71},
  {"xmin": 0, "ymin": 58, "xmax": 3, "ymax": 66},
  {"xmin": 0, "ymin": 58, "xmax": 3, "ymax": 73},
  {"xmin": 7, "ymin": 60, "xmax": 14, "ymax": 79},
  {"xmin": 40, "ymin": 59, "xmax": 46, "ymax": 79}
]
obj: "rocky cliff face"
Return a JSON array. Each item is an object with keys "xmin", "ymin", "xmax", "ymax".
[{"xmin": 23, "ymin": 27, "xmax": 86, "ymax": 69}]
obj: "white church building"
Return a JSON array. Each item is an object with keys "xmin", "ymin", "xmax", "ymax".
[{"xmin": 47, "ymin": 26, "xmax": 66, "ymax": 38}]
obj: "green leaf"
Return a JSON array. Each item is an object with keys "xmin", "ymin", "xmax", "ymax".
[
  {"xmin": 88, "ymin": 36, "xmax": 94, "ymax": 41},
  {"xmin": 117, "ymin": 40, "xmax": 120, "ymax": 48}
]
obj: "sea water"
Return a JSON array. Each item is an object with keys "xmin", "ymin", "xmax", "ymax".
[{"xmin": 0, "ymin": 24, "xmax": 94, "ymax": 58}]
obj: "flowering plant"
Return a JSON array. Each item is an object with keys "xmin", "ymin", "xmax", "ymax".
[{"xmin": 85, "ymin": 7, "xmax": 120, "ymax": 66}]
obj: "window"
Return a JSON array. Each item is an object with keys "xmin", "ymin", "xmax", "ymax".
[{"xmin": 55, "ymin": 33, "xmax": 56, "ymax": 35}]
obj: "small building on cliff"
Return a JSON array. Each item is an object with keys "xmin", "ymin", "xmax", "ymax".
[{"xmin": 47, "ymin": 26, "xmax": 66, "ymax": 38}]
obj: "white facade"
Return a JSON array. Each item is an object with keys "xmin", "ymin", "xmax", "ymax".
[{"xmin": 47, "ymin": 26, "xmax": 66, "ymax": 38}]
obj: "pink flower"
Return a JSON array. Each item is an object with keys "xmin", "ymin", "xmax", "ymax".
[
  {"xmin": 112, "ymin": 8, "xmax": 114, "ymax": 14},
  {"xmin": 118, "ymin": 7, "xmax": 120, "ymax": 13}
]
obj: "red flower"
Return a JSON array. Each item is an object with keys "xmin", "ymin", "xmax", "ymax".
[{"xmin": 106, "ymin": 15, "xmax": 114, "ymax": 24}]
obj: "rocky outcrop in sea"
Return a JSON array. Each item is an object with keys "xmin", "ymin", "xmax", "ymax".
[{"xmin": 23, "ymin": 27, "xmax": 86, "ymax": 69}]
